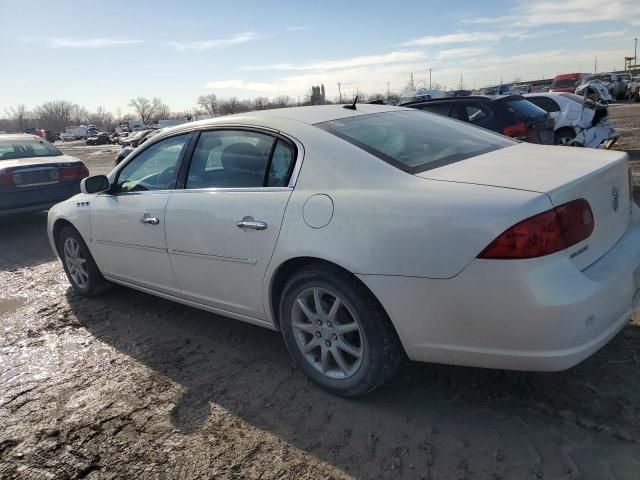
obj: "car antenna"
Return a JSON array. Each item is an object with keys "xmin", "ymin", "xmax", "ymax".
[{"xmin": 343, "ymin": 95, "xmax": 358, "ymax": 110}]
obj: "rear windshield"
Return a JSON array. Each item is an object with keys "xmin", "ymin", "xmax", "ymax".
[
  {"xmin": 0, "ymin": 138, "xmax": 62, "ymax": 160},
  {"xmin": 316, "ymin": 110, "xmax": 515, "ymax": 174},
  {"xmin": 502, "ymin": 99, "xmax": 547, "ymax": 120},
  {"xmin": 551, "ymin": 79, "xmax": 578, "ymax": 88}
]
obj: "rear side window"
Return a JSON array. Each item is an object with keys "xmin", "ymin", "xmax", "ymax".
[
  {"xmin": 551, "ymin": 78, "xmax": 578, "ymax": 88},
  {"xmin": 526, "ymin": 96, "xmax": 561, "ymax": 113},
  {"xmin": 502, "ymin": 99, "xmax": 547, "ymax": 120},
  {"xmin": 316, "ymin": 110, "xmax": 515, "ymax": 174},
  {"xmin": 416, "ymin": 103, "xmax": 453, "ymax": 117},
  {"xmin": 464, "ymin": 105, "xmax": 488, "ymax": 123},
  {"xmin": 0, "ymin": 138, "xmax": 62, "ymax": 160}
]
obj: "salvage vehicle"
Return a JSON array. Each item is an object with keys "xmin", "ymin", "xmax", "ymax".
[
  {"xmin": 47, "ymin": 104, "xmax": 640, "ymax": 396},
  {"xmin": 398, "ymin": 88, "xmax": 440, "ymax": 105},
  {"xmin": 404, "ymin": 95, "xmax": 555, "ymax": 144},
  {"xmin": 477, "ymin": 84, "xmax": 511, "ymax": 95},
  {"xmin": 1, "ymin": 134, "xmax": 89, "ymax": 215},
  {"xmin": 575, "ymin": 80, "xmax": 613, "ymax": 103},
  {"xmin": 524, "ymin": 92, "xmax": 618, "ymax": 148},
  {"xmin": 86, "ymin": 132, "xmax": 112, "ymax": 146},
  {"xmin": 628, "ymin": 76, "xmax": 640, "ymax": 102},
  {"xmin": 114, "ymin": 145, "xmax": 134, "ymax": 165},
  {"xmin": 549, "ymin": 73, "xmax": 590, "ymax": 93},
  {"xmin": 580, "ymin": 74, "xmax": 625, "ymax": 100}
]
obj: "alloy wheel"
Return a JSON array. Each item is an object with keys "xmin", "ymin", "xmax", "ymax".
[
  {"xmin": 291, "ymin": 287, "xmax": 364, "ymax": 379},
  {"xmin": 63, "ymin": 237, "xmax": 89, "ymax": 289}
]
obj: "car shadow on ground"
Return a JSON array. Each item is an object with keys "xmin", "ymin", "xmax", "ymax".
[
  {"xmin": 0, "ymin": 212, "xmax": 56, "ymax": 269},
  {"xmin": 67, "ymin": 285, "xmax": 640, "ymax": 478}
]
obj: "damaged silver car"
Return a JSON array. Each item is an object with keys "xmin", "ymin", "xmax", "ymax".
[{"xmin": 524, "ymin": 92, "xmax": 618, "ymax": 149}]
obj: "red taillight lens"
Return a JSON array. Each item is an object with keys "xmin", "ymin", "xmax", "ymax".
[
  {"xmin": 0, "ymin": 170, "xmax": 15, "ymax": 187},
  {"xmin": 502, "ymin": 122, "xmax": 530, "ymax": 139},
  {"xmin": 478, "ymin": 199, "xmax": 594, "ymax": 259},
  {"xmin": 58, "ymin": 165, "xmax": 90, "ymax": 181}
]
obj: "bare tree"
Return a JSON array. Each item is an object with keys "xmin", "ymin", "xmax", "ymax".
[
  {"xmin": 4, "ymin": 104, "xmax": 30, "ymax": 132},
  {"xmin": 219, "ymin": 97, "xmax": 244, "ymax": 115},
  {"xmin": 128, "ymin": 97, "xmax": 163, "ymax": 125},
  {"xmin": 252, "ymin": 97, "xmax": 269, "ymax": 110},
  {"xmin": 153, "ymin": 102, "xmax": 171, "ymax": 122},
  {"xmin": 34, "ymin": 100, "xmax": 76, "ymax": 131},
  {"xmin": 70, "ymin": 104, "xmax": 89, "ymax": 124},
  {"xmin": 197, "ymin": 94, "xmax": 219, "ymax": 116},
  {"xmin": 271, "ymin": 96, "xmax": 293, "ymax": 109}
]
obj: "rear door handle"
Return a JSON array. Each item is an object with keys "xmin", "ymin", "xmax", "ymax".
[
  {"xmin": 237, "ymin": 219, "xmax": 267, "ymax": 230},
  {"xmin": 140, "ymin": 216, "xmax": 160, "ymax": 225}
]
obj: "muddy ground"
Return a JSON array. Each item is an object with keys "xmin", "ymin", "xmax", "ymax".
[{"xmin": 1, "ymin": 105, "xmax": 640, "ymax": 480}]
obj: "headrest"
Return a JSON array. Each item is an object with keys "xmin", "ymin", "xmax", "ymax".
[{"xmin": 221, "ymin": 143, "xmax": 265, "ymax": 174}]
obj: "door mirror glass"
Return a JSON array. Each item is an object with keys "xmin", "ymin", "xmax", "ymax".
[{"xmin": 81, "ymin": 175, "xmax": 110, "ymax": 194}]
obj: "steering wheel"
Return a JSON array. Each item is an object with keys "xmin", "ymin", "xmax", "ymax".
[{"xmin": 156, "ymin": 166, "xmax": 176, "ymax": 188}]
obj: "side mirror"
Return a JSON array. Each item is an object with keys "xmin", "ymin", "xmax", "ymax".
[{"xmin": 81, "ymin": 175, "xmax": 110, "ymax": 194}]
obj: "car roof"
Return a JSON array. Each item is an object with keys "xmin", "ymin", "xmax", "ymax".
[
  {"xmin": 401, "ymin": 95, "xmax": 522, "ymax": 107},
  {"xmin": 0, "ymin": 134, "xmax": 46, "ymax": 141},
  {"xmin": 176, "ymin": 104, "xmax": 406, "ymax": 129}
]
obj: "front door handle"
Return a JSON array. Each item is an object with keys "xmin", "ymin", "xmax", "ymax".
[
  {"xmin": 237, "ymin": 219, "xmax": 267, "ymax": 230},
  {"xmin": 140, "ymin": 216, "xmax": 160, "ymax": 225}
]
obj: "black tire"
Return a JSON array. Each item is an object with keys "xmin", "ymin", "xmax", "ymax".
[
  {"xmin": 279, "ymin": 264, "xmax": 403, "ymax": 397},
  {"xmin": 554, "ymin": 128, "xmax": 578, "ymax": 146},
  {"xmin": 57, "ymin": 226, "xmax": 110, "ymax": 296}
]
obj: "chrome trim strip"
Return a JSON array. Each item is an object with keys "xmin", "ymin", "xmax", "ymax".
[
  {"xmin": 95, "ymin": 239, "xmax": 167, "ymax": 253},
  {"xmin": 169, "ymin": 186, "xmax": 292, "ymax": 194},
  {"xmin": 169, "ymin": 248, "xmax": 257, "ymax": 265}
]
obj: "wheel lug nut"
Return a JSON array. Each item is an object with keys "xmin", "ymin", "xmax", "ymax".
[
  {"xmin": 315, "ymin": 331, "xmax": 321, "ymax": 337},
  {"xmin": 325, "ymin": 340, "xmax": 331, "ymax": 347},
  {"xmin": 316, "ymin": 320, "xmax": 322, "ymax": 326},
  {"xmin": 327, "ymin": 321, "xmax": 332, "ymax": 327},
  {"xmin": 332, "ymin": 334, "xmax": 337, "ymax": 340}
]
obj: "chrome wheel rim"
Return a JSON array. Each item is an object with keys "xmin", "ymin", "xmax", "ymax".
[
  {"xmin": 291, "ymin": 287, "xmax": 364, "ymax": 380},
  {"xmin": 558, "ymin": 135, "xmax": 574, "ymax": 146},
  {"xmin": 63, "ymin": 237, "xmax": 89, "ymax": 289}
]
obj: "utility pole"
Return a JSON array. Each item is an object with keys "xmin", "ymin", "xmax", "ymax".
[
  {"xmin": 635, "ymin": 37, "xmax": 638, "ymax": 66},
  {"xmin": 337, "ymin": 82, "xmax": 342, "ymax": 103},
  {"xmin": 459, "ymin": 73, "xmax": 463, "ymax": 90},
  {"xmin": 594, "ymin": 56, "xmax": 597, "ymax": 73},
  {"xmin": 429, "ymin": 68, "xmax": 432, "ymax": 90},
  {"xmin": 386, "ymin": 82, "xmax": 390, "ymax": 100}
]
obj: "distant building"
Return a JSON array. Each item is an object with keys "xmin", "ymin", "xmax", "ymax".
[{"xmin": 310, "ymin": 84, "xmax": 326, "ymax": 105}]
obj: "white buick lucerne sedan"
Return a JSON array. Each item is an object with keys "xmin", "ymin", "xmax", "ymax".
[{"xmin": 47, "ymin": 104, "xmax": 640, "ymax": 396}]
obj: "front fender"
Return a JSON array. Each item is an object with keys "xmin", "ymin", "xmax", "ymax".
[{"xmin": 47, "ymin": 193, "xmax": 95, "ymax": 258}]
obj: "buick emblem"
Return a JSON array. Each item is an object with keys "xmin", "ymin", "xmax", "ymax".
[{"xmin": 611, "ymin": 186, "xmax": 619, "ymax": 212}]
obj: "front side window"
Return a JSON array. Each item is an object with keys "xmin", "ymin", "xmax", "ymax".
[
  {"xmin": 526, "ymin": 96, "xmax": 561, "ymax": 113},
  {"xmin": 502, "ymin": 99, "xmax": 548, "ymax": 120},
  {"xmin": 464, "ymin": 105, "xmax": 488, "ymax": 123},
  {"xmin": 317, "ymin": 110, "xmax": 515, "ymax": 174},
  {"xmin": 115, "ymin": 133, "xmax": 190, "ymax": 192},
  {"xmin": 186, "ymin": 130, "xmax": 293, "ymax": 189},
  {"xmin": 0, "ymin": 138, "xmax": 62, "ymax": 160}
]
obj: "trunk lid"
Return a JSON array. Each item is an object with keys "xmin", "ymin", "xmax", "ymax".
[
  {"xmin": 417, "ymin": 143, "xmax": 632, "ymax": 270},
  {"xmin": 0, "ymin": 155, "xmax": 86, "ymax": 188}
]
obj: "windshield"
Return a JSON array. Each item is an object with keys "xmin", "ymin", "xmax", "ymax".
[
  {"xmin": 551, "ymin": 78, "xmax": 578, "ymax": 88},
  {"xmin": 0, "ymin": 137, "xmax": 62, "ymax": 160},
  {"xmin": 316, "ymin": 110, "xmax": 515, "ymax": 174},
  {"xmin": 478, "ymin": 87, "xmax": 498, "ymax": 95},
  {"xmin": 583, "ymin": 75, "xmax": 609, "ymax": 83}
]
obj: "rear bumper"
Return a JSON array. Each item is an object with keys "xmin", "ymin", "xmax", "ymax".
[
  {"xmin": 358, "ymin": 212, "xmax": 640, "ymax": 372},
  {"xmin": 0, "ymin": 182, "xmax": 81, "ymax": 216}
]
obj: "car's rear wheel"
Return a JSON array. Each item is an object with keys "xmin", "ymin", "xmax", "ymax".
[
  {"xmin": 279, "ymin": 265, "xmax": 403, "ymax": 397},
  {"xmin": 555, "ymin": 128, "xmax": 581, "ymax": 147},
  {"xmin": 58, "ymin": 226, "xmax": 110, "ymax": 296}
]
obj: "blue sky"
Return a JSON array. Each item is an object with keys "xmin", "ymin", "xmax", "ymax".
[{"xmin": 1, "ymin": 0, "xmax": 639, "ymax": 114}]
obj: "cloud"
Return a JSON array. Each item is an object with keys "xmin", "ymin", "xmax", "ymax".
[
  {"xmin": 434, "ymin": 47, "xmax": 491, "ymax": 60},
  {"xmin": 48, "ymin": 37, "xmax": 144, "ymax": 48},
  {"xmin": 168, "ymin": 32, "xmax": 260, "ymax": 51},
  {"xmin": 462, "ymin": 15, "xmax": 518, "ymax": 25},
  {"xmin": 241, "ymin": 51, "xmax": 427, "ymax": 71},
  {"xmin": 583, "ymin": 30, "xmax": 628, "ymax": 39},
  {"xmin": 402, "ymin": 31, "xmax": 529, "ymax": 46},
  {"xmin": 285, "ymin": 26, "xmax": 308, "ymax": 31}
]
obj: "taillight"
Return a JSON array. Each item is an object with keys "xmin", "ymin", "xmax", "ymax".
[
  {"xmin": 58, "ymin": 165, "xmax": 89, "ymax": 181},
  {"xmin": 0, "ymin": 169, "xmax": 14, "ymax": 187},
  {"xmin": 503, "ymin": 122, "xmax": 532, "ymax": 140},
  {"xmin": 478, "ymin": 199, "xmax": 594, "ymax": 259}
]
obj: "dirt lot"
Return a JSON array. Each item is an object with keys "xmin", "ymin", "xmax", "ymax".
[{"xmin": 1, "ymin": 107, "xmax": 640, "ymax": 480}]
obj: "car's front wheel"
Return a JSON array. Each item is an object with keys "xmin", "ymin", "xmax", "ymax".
[
  {"xmin": 57, "ymin": 226, "xmax": 110, "ymax": 296},
  {"xmin": 279, "ymin": 265, "xmax": 403, "ymax": 397}
]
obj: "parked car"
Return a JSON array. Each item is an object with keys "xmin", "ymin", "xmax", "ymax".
[
  {"xmin": 47, "ymin": 104, "xmax": 640, "ymax": 396},
  {"xmin": 439, "ymin": 89, "xmax": 472, "ymax": 97},
  {"xmin": 524, "ymin": 92, "xmax": 618, "ymax": 148},
  {"xmin": 398, "ymin": 88, "xmax": 440, "ymax": 105},
  {"xmin": 114, "ymin": 146, "xmax": 135, "ymax": 165},
  {"xmin": 0, "ymin": 134, "xmax": 89, "ymax": 216},
  {"xmin": 549, "ymin": 73, "xmax": 590, "ymax": 93},
  {"xmin": 628, "ymin": 76, "xmax": 640, "ymax": 102},
  {"xmin": 580, "ymin": 74, "xmax": 626, "ymax": 100},
  {"xmin": 59, "ymin": 132, "xmax": 76, "ymax": 142},
  {"xmin": 477, "ymin": 84, "xmax": 511, "ymax": 95},
  {"xmin": 86, "ymin": 132, "xmax": 112, "ymax": 146},
  {"xmin": 404, "ymin": 95, "xmax": 555, "ymax": 144},
  {"xmin": 122, "ymin": 129, "xmax": 160, "ymax": 148},
  {"xmin": 576, "ymin": 80, "xmax": 614, "ymax": 103}
]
